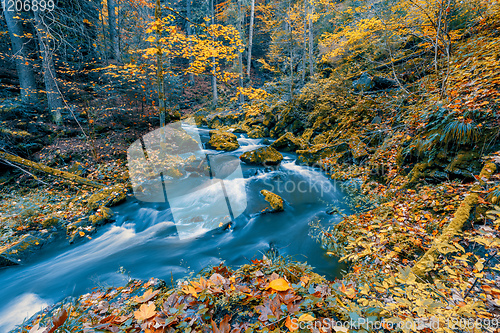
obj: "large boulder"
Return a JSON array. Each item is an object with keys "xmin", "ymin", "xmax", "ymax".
[
  {"xmin": 353, "ymin": 72, "xmax": 397, "ymax": 92},
  {"xmin": 240, "ymin": 146, "xmax": 283, "ymax": 166},
  {"xmin": 260, "ymin": 190, "xmax": 284, "ymax": 211},
  {"xmin": 271, "ymin": 132, "xmax": 307, "ymax": 152},
  {"xmin": 207, "ymin": 131, "xmax": 240, "ymax": 151}
]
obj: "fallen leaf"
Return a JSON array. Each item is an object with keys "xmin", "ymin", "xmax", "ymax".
[
  {"xmin": 268, "ymin": 278, "xmax": 291, "ymax": 292},
  {"xmin": 133, "ymin": 289, "xmax": 160, "ymax": 303},
  {"xmin": 285, "ymin": 316, "xmax": 297, "ymax": 331},
  {"xmin": 298, "ymin": 313, "xmax": 315, "ymax": 322},
  {"xmin": 134, "ymin": 302, "xmax": 157, "ymax": 321}
]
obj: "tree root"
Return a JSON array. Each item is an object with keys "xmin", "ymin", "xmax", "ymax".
[{"xmin": 412, "ymin": 162, "xmax": 496, "ymax": 277}]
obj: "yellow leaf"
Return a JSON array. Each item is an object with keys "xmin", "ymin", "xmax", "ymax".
[
  {"xmin": 134, "ymin": 302, "xmax": 156, "ymax": 321},
  {"xmin": 298, "ymin": 313, "xmax": 315, "ymax": 322},
  {"xmin": 79, "ymin": 231, "xmax": 85, "ymax": 237},
  {"xmin": 267, "ymin": 278, "xmax": 291, "ymax": 291},
  {"xmin": 181, "ymin": 285, "xmax": 198, "ymax": 298}
]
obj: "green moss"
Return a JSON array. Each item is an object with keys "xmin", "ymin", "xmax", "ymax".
[
  {"xmin": 260, "ymin": 190, "xmax": 284, "ymax": 211},
  {"xmin": 87, "ymin": 185, "xmax": 127, "ymax": 211},
  {"xmin": 239, "ymin": 146, "xmax": 283, "ymax": 166},
  {"xmin": 89, "ymin": 206, "xmax": 114, "ymax": 225},
  {"xmin": 207, "ymin": 131, "xmax": 240, "ymax": 151},
  {"xmin": 271, "ymin": 132, "xmax": 306, "ymax": 152},
  {"xmin": 247, "ymin": 126, "xmax": 267, "ymax": 139},
  {"xmin": 296, "ymin": 144, "xmax": 336, "ymax": 165}
]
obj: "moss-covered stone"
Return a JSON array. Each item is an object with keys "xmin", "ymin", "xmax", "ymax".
[
  {"xmin": 41, "ymin": 216, "xmax": 63, "ymax": 229},
  {"xmin": 262, "ymin": 110, "xmax": 276, "ymax": 128},
  {"xmin": 207, "ymin": 131, "xmax": 240, "ymax": 151},
  {"xmin": 87, "ymin": 185, "xmax": 127, "ymax": 211},
  {"xmin": 260, "ymin": 190, "xmax": 284, "ymax": 211},
  {"xmin": 271, "ymin": 132, "xmax": 307, "ymax": 152},
  {"xmin": 445, "ymin": 151, "xmax": 481, "ymax": 178},
  {"xmin": 195, "ymin": 115, "xmax": 208, "ymax": 127},
  {"xmin": 296, "ymin": 144, "xmax": 336, "ymax": 165},
  {"xmin": 240, "ymin": 146, "xmax": 283, "ymax": 166},
  {"xmin": 248, "ymin": 126, "xmax": 268, "ymax": 139},
  {"xmin": 89, "ymin": 206, "xmax": 114, "ymax": 225}
]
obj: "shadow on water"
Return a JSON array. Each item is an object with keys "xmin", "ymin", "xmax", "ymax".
[{"xmin": 0, "ymin": 131, "xmax": 351, "ymax": 332}]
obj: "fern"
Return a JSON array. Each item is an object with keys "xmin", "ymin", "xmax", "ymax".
[{"xmin": 440, "ymin": 118, "xmax": 480, "ymax": 146}]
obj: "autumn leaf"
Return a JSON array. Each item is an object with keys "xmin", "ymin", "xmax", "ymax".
[
  {"xmin": 181, "ymin": 285, "xmax": 198, "ymax": 298},
  {"xmin": 298, "ymin": 313, "xmax": 315, "ymax": 322},
  {"xmin": 285, "ymin": 316, "xmax": 297, "ymax": 331},
  {"xmin": 267, "ymin": 278, "xmax": 291, "ymax": 291},
  {"xmin": 46, "ymin": 308, "xmax": 68, "ymax": 333},
  {"xmin": 133, "ymin": 289, "xmax": 160, "ymax": 303},
  {"xmin": 211, "ymin": 314, "xmax": 232, "ymax": 333},
  {"xmin": 134, "ymin": 301, "xmax": 157, "ymax": 321}
]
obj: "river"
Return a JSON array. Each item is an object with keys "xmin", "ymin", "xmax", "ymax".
[{"xmin": 0, "ymin": 126, "xmax": 349, "ymax": 332}]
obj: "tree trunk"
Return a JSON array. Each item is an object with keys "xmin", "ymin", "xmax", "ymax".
[
  {"xmin": 186, "ymin": 0, "xmax": 194, "ymax": 85},
  {"xmin": 308, "ymin": 0, "xmax": 314, "ymax": 77},
  {"xmin": 301, "ymin": 0, "xmax": 307, "ymax": 85},
  {"xmin": 2, "ymin": 3, "xmax": 38, "ymax": 104},
  {"xmin": 237, "ymin": 0, "xmax": 244, "ymax": 108},
  {"xmin": 155, "ymin": 0, "xmax": 168, "ymax": 131},
  {"xmin": 288, "ymin": 20, "xmax": 293, "ymax": 98},
  {"xmin": 0, "ymin": 151, "xmax": 105, "ymax": 188},
  {"xmin": 210, "ymin": 0, "xmax": 218, "ymax": 106},
  {"xmin": 246, "ymin": 0, "xmax": 255, "ymax": 78},
  {"xmin": 33, "ymin": 10, "xmax": 63, "ymax": 124},
  {"xmin": 107, "ymin": 0, "xmax": 121, "ymax": 61}
]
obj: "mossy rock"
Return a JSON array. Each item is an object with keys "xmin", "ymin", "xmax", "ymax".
[
  {"xmin": 262, "ymin": 111, "xmax": 276, "ymax": 128},
  {"xmin": 301, "ymin": 129, "xmax": 315, "ymax": 143},
  {"xmin": 233, "ymin": 127, "xmax": 248, "ymax": 134},
  {"xmin": 445, "ymin": 151, "xmax": 482, "ymax": 179},
  {"xmin": 248, "ymin": 126, "xmax": 268, "ymax": 139},
  {"xmin": 240, "ymin": 146, "xmax": 283, "ymax": 166},
  {"xmin": 41, "ymin": 216, "xmax": 63, "ymax": 229},
  {"xmin": 260, "ymin": 190, "xmax": 284, "ymax": 211},
  {"xmin": 89, "ymin": 206, "xmax": 114, "ymax": 225},
  {"xmin": 271, "ymin": 132, "xmax": 307, "ymax": 152},
  {"xmin": 87, "ymin": 185, "xmax": 127, "ymax": 211},
  {"xmin": 195, "ymin": 115, "xmax": 208, "ymax": 127},
  {"xmin": 1, "ymin": 234, "xmax": 47, "ymax": 262},
  {"xmin": 207, "ymin": 131, "xmax": 240, "ymax": 151},
  {"xmin": 296, "ymin": 144, "xmax": 336, "ymax": 165}
]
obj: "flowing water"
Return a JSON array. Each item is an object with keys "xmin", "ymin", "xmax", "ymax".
[{"xmin": 0, "ymin": 128, "xmax": 350, "ymax": 332}]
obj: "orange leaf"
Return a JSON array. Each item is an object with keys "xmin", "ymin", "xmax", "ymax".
[
  {"xmin": 285, "ymin": 316, "xmax": 298, "ymax": 331},
  {"xmin": 134, "ymin": 302, "xmax": 157, "ymax": 321},
  {"xmin": 267, "ymin": 278, "xmax": 291, "ymax": 292}
]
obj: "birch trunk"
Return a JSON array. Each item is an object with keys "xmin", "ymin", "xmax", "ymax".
[{"xmin": 246, "ymin": 0, "xmax": 255, "ymax": 78}]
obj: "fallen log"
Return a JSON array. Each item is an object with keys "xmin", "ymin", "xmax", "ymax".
[
  {"xmin": 346, "ymin": 49, "xmax": 432, "ymax": 81},
  {"xmin": 0, "ymin": 150, "xmax": 105, "ymax": 189},
  {"xmin": 412, "ymin": 162, "xmax": 496, "ymax": 277}
]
